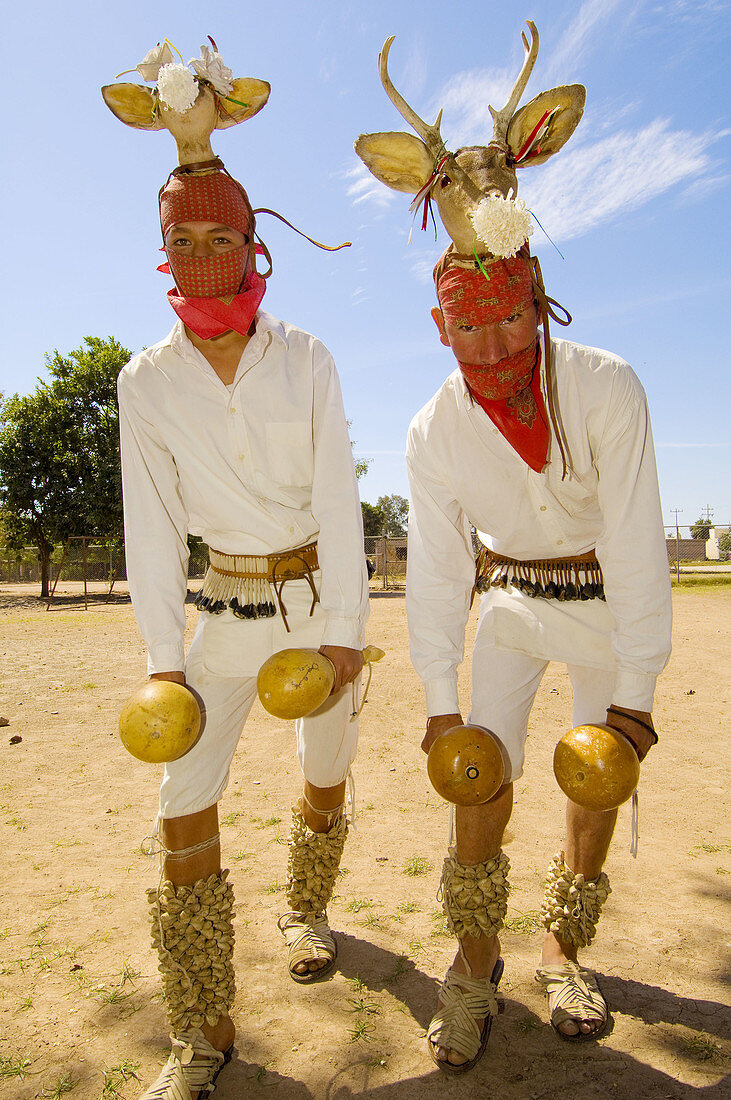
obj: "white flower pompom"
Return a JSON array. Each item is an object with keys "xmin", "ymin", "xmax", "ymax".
[
  {"xmin": 136, "ymin": 42, "xmax": 174, "ymax": 83},
  {"xmin": 470, "ymin": 195, "xmax": 533, "ymax": 259},
  {"xmin": 157, "ymin": 63, "xmax": 198, "ymax": 114},
  {"xmin": 189, "ymin": 45, "xmax": 234, "ymax": 96}
]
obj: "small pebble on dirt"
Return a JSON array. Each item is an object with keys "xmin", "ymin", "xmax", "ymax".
[
  {"xmin": 9, "ymin": 735, "xmax": 22, "ymax": 745},
  {"xmin": 0, "ymin": 717, "xmax": 9, "ymax": 727}
]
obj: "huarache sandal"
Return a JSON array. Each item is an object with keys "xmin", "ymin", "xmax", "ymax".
[
  {"xmin": 535, "ymin": 959, "xmax": 608, "ymax": 1042},
  {"xmin": 278, "ymin": 910, "xmax": 338, "ymax": 983},
  {"xmin": 427, "ymin": 956, "xmax": 504, "ymax": 1074},
  {"xmin": 138, "ymin": 1028, "xmax": 232, "ymax": 1099}
]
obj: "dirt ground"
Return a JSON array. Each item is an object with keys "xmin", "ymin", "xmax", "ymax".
[{"xmin": 0, "ymin": 583, "xmax": 729, "ymax": 1100}]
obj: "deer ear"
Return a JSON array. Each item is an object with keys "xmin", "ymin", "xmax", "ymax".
[
  {"xmin": 354, "ymin": 131, "xmax": 433, "ymax": 194},
  {"xmin": 507, "ymin": 84, "xmax": 586, "ymax": 166},
  {"xmin": 215, "ymin": 77, "xmax": 271, "ymax": 128},
  {"xmin": 101, "ymin": 83, "xmax": 164, "ymax": 130}
]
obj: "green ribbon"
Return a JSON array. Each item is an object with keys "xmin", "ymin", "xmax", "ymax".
[{"xmin": 472, "ymin": 237, "xmax": 491, "ymax": 282}]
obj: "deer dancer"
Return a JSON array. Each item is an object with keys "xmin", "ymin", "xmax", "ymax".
[
  {"xmin": 357, "ymin": 21, "xmax": 672, "ymax": 1072},
  {"xmin": 105, "ymin": 39, "xmax": 368, "ymax": 1099}
]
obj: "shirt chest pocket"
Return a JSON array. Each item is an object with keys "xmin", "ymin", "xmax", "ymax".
[{"xmin": 265, "ymin": 421, "xmax": 313, "ymax": 487}]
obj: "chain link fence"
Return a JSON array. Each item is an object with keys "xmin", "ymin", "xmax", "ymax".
[
  {"xmin": 2, "ymin": 525, "xmax": 727, "ymax": 591},
  {"xmin": 364, "ymin": 534, "xmax": 407, "ymax": 590},
  {"xmin": 0, "ymin": 540, "xmax": 210, "ymax": 585}
]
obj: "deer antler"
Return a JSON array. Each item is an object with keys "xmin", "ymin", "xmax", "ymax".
[
  {"xmin": 489, "ymin": 20, "xmax": 539, "ymax": 141},
  {"xmin": 379, "ymin": 36, "xmax": 444, "ymax": 158},
  {"xmin": 378, "ymin": 37, "xmax": 482, "ymax": 202}
]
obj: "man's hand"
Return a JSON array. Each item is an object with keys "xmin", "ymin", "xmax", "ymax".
[
  {"xmin": 605, "ymin": 705, "xmax": 656, "ymax": 762},
  {"xmin": 319, "ymin": 646, "xmax": 363, "ymax": 695},
  {"xmin": 421, "ymin": 713, "xmax": 463, "ymax": 755},
  {"xmin": 149, "ymin": 671, "xmax": 186, "ymax": 686}
]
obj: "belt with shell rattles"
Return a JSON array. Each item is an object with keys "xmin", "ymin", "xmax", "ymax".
[
  {"xmin": 473, "ymin": 546, "xmax": 604, "ymax": 603},
  {"xmin": 195, "ymin": 542, "xmax": 319, "ymax": 628}
]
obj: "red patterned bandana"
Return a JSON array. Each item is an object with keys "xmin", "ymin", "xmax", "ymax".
[
  {"xmin": 458, "ymin": 337, "xmax": 538, "ymax": 402},
  {"xmin": 160, "ymin": 170, "xmax": 253, "ymax": 238},
  {"xmin": 158, "ymin": 169, "xmax": 266, "ymax": 338},
  {"xmin": 165, "ymin": 246, "xmax": 248, "ymax": 298},
  {"xmin": 469, "ymin": 346, "xmax": 549, "ymax": 473},
  {"xmin": 437, "ymin": 253, "xmax": 534, "ymax": 327},
  {"xmin": 160, "ymin": 171, "xmax": 254, "ymax": 299},
  {"xmin": 436, "ymin": 254, "xmax": 549, "ymax": 472},
  {"xmin": 159, "ymin": 261, "xmax": 266, "ymax": 340}
]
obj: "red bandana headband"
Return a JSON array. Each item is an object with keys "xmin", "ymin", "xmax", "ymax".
[
  {"xmin": 160, "ymin": 169, "xmax": 254, "ymax": 239},
  {"xmin": 436, "ymin": 252, "xmax": 534, "ymax": 328}
]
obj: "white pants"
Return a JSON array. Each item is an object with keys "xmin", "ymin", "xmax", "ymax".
[
  {"xmin": 159, "ymin": 575, "xmax": 360, "ymax": 819},
  {"xmin": 470, "ymin": 630, "xmax": 615, "ymax": 783}
]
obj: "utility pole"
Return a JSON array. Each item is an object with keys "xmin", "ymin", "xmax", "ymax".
[
  {"xmin": 670, "ymin": 508, "xmax": 682, "ymax": 582},
  {"xmin": 702, "ymin": 505, "xmax": 714, "ymax": 525}
]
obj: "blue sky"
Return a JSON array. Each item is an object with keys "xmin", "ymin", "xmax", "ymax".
[{"xmin": 2, "ymin": 0, "xmax": 730, "ymax": 530}]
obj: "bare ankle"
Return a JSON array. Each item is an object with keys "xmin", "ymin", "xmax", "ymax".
[
  {"xmin": 541, "ymin": 931, "xmax": 577, "ymax": 965},
  {"xmin": 202, "ymin": 1013, "xmax": 235, "ymax": 1053},
  {"xmin": 453, "ymin": 934, "xmax": 501, "ymax": 979}
]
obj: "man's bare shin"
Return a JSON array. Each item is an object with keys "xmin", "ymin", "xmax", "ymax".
[
  {"xmin": 455, "ymin": 782, "xmax": 514, "ymax": 865},
  {"xmin": 564, "ymin": 799, "xmax": 618, "ymax": 880},
  {"xmin": 162, "ymin": 804, "xmax": 221, "ymax": 884},
  {"xmin": 302, "ymin": 780, "xmax": 347, "ymax": 832}
]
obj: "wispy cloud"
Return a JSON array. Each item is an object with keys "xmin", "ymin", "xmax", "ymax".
[
  {"xmin": 432, "ymin": 67, "xmax": 513, "ymax": 147},
  {"xmin": 410, "ymin": 257, "xmax": 438, "ymax": 285},
  {"xmin": 343, "ymin": 162, "xmax": 394, "ymax": 208},
  {"xmin": 431, "ymin": 0, "xmax": 629, "ymax": 147},
  {"xmin": 520, "ymin": 119, "xmax": 717, "ymax": 241},
  {"xmin": 543, "ymin": 0, "xmax": 628, "ymax": 82},
  {"xmin": 576, "ymin": 278, "xmax": 731, "ymax": 320},
  {"xmin": 650, "ymin": 0, "xmax": 730, "ymax": 21},
  {"xmin": 349, "ymin": 2, "xmax": 724, "ymax": 239}
]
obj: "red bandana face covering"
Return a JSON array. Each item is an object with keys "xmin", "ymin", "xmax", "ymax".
[
  {"xmin": 436, "ymin": 254, "xmax": 549, "ymax": 473},
  {"xmin": 158, "ymin": 262, "xmax": 267, "ymax": 340},
  {"xmin": 158, "ymin": 169, "xmax": 267, "ymax": 339},
  {"xmin": 167, "ymin": 245, "xmax": 249, "ymax": 299}
]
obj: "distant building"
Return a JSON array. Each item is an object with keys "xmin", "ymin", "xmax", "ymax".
[
  {"xmin": 706, "ymin": 527, "xmax": 730, "ymax": 561},
  {"xmin": 665, "ymin": 537, "xmax": 706, "ymax": 562}
]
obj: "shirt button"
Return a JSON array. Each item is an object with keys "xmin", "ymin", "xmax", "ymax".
[
  {"xmin": 540, "ymin": 505, "xmax": 547, "ymax": 512},
  {"xmin": 557, "ymin": 539, "xmax": 564, "ymax": 546},
  {"xmin": 289, "ymin": 526, "xmax": 295, "ymax": 533},
  {"xmin": 238, "ymin": 453, "xmax": 245, "ymax": 461},
  {"xmin": 229, "ymin": 407, "xmax": 236, "ymax": 414}
]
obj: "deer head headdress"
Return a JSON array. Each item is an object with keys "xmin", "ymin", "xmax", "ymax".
[
  {"xmin": 354, "ymin": 22, "xmax": 585, "ymax": 261},
  {"xmin": 102, "ymin": 39, "xmax": 271, "ymax": 167},
  {"xmin": 102, "ymin": 40, "xmax": 350, "ymax": 338}
]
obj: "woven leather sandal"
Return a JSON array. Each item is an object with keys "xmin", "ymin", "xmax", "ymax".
[
  {"xmin": 535, "ymin": 960, "xmax": 608, "ymax": 1042},
  {"xmin": 427, "ymin": 957, "xmax": 504, "ymax": 1074},
  {"xmin": 278, "ymin": 910, "xmax": 337, "ymax": 983},
  {"xmin": 138, "ymin": 1030, "xmax": 232, "ymax": 1099}
]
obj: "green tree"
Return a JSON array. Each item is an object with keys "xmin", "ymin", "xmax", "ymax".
[
  {"xmin": 718, "ymin": 529, "xmax": 731, "ymax": 557},
  {"xmin": 376, "ymin": 493, "xmax": 409, "ymax": 537},
  {"xmin": 346, "ymin": 421, "xmax": 370, "ymax": 480},
  {"xmin": 0, "ymin": 336, "xmax": 130, "ymax": 596},
  {"xmin": 361, "ymin": 500, "xmax": 384, "ymax": 536},
  {"xmin": 690, "ymin": 517, "xmax": 712, "ymax": 541}
]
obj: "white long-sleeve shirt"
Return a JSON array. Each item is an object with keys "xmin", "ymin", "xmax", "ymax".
[
  {"xmin": 118, "ymin": 312, "xmax": 368, "ymax": 673},
  {"xmin": 406, "ymin": 331, "xmax": 672, "ymax": 716}
]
